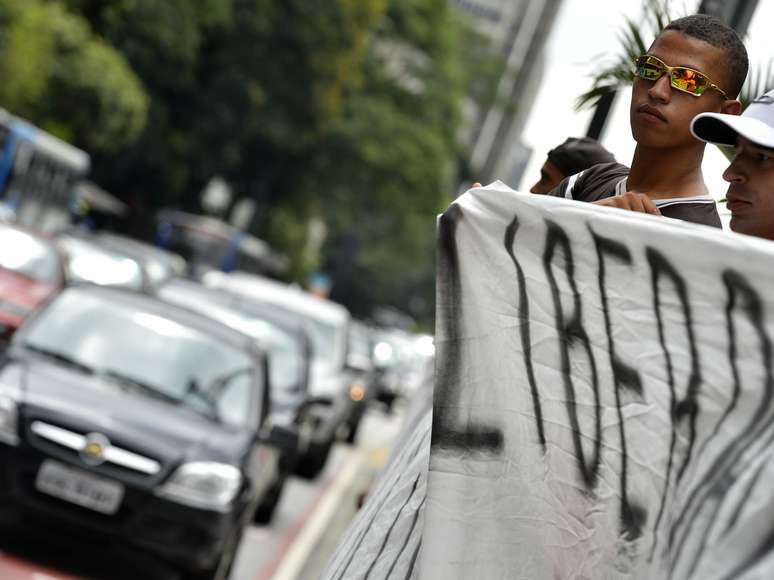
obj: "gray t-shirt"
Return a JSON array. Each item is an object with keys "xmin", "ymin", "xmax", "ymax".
[{"xmin": 548, "ymin": 162, "xmax": 722, "ymax": 228}]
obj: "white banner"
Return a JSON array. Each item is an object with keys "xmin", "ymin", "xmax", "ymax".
[{"xmin": 423, "ymin": 183, "xmax": 774, "ymax": 579}]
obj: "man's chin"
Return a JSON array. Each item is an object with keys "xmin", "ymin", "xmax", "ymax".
[
  {"xmin": 631, "ymin": 125, "xmax": 675, "ymax": 148},
  {"xmin": 729, "ymin": 215, "xmax": 772, "ymax": 240}
]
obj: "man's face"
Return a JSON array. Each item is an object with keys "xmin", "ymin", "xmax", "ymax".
[
  {"xmin": 530, "ymin": 160, "xmax": 565, "ymax": 194},
  {"xmin": 723, "ymin": 136, "xmax": 774, "ymax": 240},
  {"xmin": 630, "ymin": 30, "xmax": 730, "ymax": 149}
]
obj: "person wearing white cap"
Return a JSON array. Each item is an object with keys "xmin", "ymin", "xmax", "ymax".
[{"xmin": 692, "ymin": 89, "xmax": 774, "ymax": 240}]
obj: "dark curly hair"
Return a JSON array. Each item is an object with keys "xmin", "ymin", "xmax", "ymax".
[{"xmin": 662, "ymin": 14, "xmax": 748, "ymax": 98}]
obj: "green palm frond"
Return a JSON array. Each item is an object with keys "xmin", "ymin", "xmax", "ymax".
[
  {"xmin": 575, "ymin": 0, "xmax": 674, "ymax": 111},
  {"xmin": 740, "ymin": 60, "xmax": 774, "ymax": 109}
]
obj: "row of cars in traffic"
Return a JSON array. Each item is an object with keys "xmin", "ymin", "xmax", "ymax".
[{"xmin": 0, "ymin": 221, "xmax": 432, "ymax": 579}]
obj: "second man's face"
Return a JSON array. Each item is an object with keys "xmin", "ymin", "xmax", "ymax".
[
  {"xmin": 724, "ymin": 137, "xmax": 774, "ymax": 241},
  {"xmin": 630, "ymin": 30, "xmax": 730, "ymax": 149},
  {"xmin": 530, "ymin": 160, "xmax": 565, "ymax": 194}
]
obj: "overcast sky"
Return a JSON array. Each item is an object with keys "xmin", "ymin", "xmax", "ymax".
[{"xmin": 517, "ymin": 0, "xmax": 773, "ymax": 215}]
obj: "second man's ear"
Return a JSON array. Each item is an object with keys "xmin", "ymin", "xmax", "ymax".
[{"xmin": 721, "ymin": 99, "xmax": 743, "ymax": 116}]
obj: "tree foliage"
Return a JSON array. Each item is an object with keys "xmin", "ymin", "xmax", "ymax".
[
  {"xmin": 1, "ymin": 0, "xmax": 491, "ymax": 325},
  {"xmin": 0, "ymin": 0, "xmax": 148, "ymax": 150},
  {"xmin": 307, "ymin": 0, "xmax": 472, "ymax": 322}
]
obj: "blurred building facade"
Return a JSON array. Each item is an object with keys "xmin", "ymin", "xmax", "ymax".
[{"xmin": 453, "ymin": 0, "xmax": 564, "ymax": 186}]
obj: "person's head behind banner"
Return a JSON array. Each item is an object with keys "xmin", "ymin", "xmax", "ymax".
[
  {"xmin": 691, "ymin": 89, "xmax": 774, "ymax": 241},
  {"xmin": 630, "ymin": 14, "xmax": 747, "ymax": 150},
  {"xmin": 530, "ymin": 137, "xmax": 616, "ymax": 194}
]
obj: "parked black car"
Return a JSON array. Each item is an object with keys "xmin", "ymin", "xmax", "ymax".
[
  {"xmin": 157, "ymin": 277, "xmax": 314, "ymax": 522},
  {"xmin": 0, "ymin": 285, "xmax": 283, "ymax": 579}
]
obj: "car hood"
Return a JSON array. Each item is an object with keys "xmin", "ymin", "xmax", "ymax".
[{"xmin": 3, "ymin": 358, "xmax": 250, "ymax": 468}]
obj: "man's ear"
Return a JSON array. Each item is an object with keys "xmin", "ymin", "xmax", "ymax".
[{"xmin": 721, "ymin": 99, "xmax": 742, "ymax": 115}]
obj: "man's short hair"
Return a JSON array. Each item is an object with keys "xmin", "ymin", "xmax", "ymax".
[
  {"xmin": 663, "ymin": 14, "xmax": 748, "ymax": 98},
  {"xmin": 546, "ymin": 137, "xmax": 615, "ymax": 178}
]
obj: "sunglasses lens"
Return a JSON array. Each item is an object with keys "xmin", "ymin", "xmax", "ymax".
[
  {"xmin": 671, "ymin": 67, "xmax": 708, "ymax": 95},
  {"xmin": 636, "ymin": 56, "xmax": 663, "ymax": 80}
]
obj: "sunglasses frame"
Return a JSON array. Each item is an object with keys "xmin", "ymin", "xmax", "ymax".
[{"xmin": 634, "ymin": 54, "xmax": 728, "ymax": 99}]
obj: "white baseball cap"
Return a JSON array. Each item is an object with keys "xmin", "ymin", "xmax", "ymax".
[{"xmin": 691, "ymin": 88, "xmax": 774, "ymax": 149}]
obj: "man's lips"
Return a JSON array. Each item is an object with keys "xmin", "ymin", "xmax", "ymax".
[
  {"xmin": 637, "ymin": 104, "xmax": 667, "ymax": 123},
  {"xmin": 726, "ymin": 193, "xmax": 752, "ymax": 214}
]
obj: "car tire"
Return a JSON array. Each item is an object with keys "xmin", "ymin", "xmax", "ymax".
[
  {"xmin": 183, "ymin": 524, "xmax": 243, "ymax": 580},
  {"xmin": 378, "ymin": 391, "xmax": 397, "ymax": 413},
  {"xmin": 254, "ymin": 474, "xmax": 285, "ymax": 524},
  {"xmin": 344, "ymin": 416, "xmax": 361, "ymax": 444},
  {"xmin": 294, "ymin": 439, "xmax": 332, "ymax": 479}
]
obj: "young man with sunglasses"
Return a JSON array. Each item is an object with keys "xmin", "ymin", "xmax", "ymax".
[
  {"xmin": 547, "ymin": 14, "xmax": 747, "ymax": 227},
  {"xmin": 691, "ymin": 89, "xmax": 774, "ymax": 240}
]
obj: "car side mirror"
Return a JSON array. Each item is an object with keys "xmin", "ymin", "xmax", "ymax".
[{"xmin": 260, "ymin": 424, "xmax": 299, "ymax": 452}]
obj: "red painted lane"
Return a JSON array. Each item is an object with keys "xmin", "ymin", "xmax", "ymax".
[
  {"xmin": 255, "ymin": 473, "xmax": 338, "ymax": 580},
  {"xmin": 0, "ymin": 551, "xmax": 76, "ymax": 580}
]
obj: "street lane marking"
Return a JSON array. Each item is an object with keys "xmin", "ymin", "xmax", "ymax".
[
  {"xmin": 255, "ymin": 473, "xmax": 339, "ymax": 580},
  {"xmin": 266, "ymin": 452, "xmax": 363, "ymax": 580},
  {"xmin": 368, "ymin": 447, "xmax": 389, "ymax": 468}
]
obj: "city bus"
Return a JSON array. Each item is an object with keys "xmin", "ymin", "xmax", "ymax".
[{"xmin": 0, "ymin": 109, "xmax": 90, "ymax": 232}]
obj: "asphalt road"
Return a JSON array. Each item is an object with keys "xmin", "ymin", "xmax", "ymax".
[{"xmin": 0, "ymin": 405, "xmax": 403, "ymax": 580}]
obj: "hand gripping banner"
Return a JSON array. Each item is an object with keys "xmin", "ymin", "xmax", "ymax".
[{"xmin": 423, "ymin": 183, "xmax": 774, "ymax": 579}]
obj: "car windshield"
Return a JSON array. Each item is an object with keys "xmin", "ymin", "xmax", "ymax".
[
  {"xmin": 21, "ymin": 289, "xmax": 255, "ymax": 426},
  {"xmin": 159, "ymin": 284, "xmax": 305, "ymax": 392},
  {"xmin": 304, "ymin": 319, "xmax": 338, "ymax": 364},
  {"xmin": 95, "ymin": 235, "xmax": 179, "ymax": 287},
  {"xmin": 349, "ymin": 324, "xmax": 372, "ymax": 361},
  {"xmin": 58, "ymin": 236, "xmax": 145, "ymax": 290},
  {"xmin": 0, "ymin": 226, "xmax": 59, "ymax": 283},
  {"xmin": 249, "ymin": 318, "xmax": 303, "ymax": 392}
]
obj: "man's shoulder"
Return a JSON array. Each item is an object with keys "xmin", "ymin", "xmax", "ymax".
[
  {"xmin": 548, "ymin": 162, "xmax": 630, "ymax": 201},
  {"xmin": 657, "ymin": 196, "xmax": 722, "ymax": 228}
]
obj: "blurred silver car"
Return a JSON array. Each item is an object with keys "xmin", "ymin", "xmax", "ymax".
[{"xmin": 205, "ymin": 272, "xmax": 370, "ymax": 478}]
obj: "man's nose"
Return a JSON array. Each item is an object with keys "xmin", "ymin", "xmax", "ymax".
[
  {"xmin": 723, "ymin": 158, "xmax": 746, "ymax": 184},
  {"xmin": 648, "ymin": 74, "xmax": 672, "ymax": 103}
]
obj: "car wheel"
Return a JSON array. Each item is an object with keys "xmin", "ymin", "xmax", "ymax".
[
  {"xmin": 378, "ymin": 390, "xmax": 397, "ymax": 413},
  {"xmin": 344, "ymin": 416, "xmax": 361, "ymax": 444},
  {"xmin": 183, "ymin": 525, "xmax": 243, "ymax": 580},
  {"xmin": 294, "ymin": 439, "xmax": 332, "ymax": 479},
  {"xmin": 254, "ymin": 473, "xmax": 285, "ymax": 524},
  {"xmin": 296, "ymin": 414, "xmax": 316, "ymax": 457}
]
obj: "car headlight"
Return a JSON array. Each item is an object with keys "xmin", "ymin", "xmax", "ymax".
[
  {"xmin": 0, "ymin": 395, "xmax": 19, "ymax": 446},
  {"xmin": 158, "ymin": 462, "xmax": 242, "ymax": 512}
]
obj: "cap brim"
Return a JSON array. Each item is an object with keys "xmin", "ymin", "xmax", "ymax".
[{"xmin": 691, "ymin": 113, "xmax": 774, "ymax": 149}]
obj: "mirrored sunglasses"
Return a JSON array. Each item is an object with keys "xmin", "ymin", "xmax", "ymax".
[{"xmin": 634, "ymin": 54, "xmax": 728, "ymax": 99}]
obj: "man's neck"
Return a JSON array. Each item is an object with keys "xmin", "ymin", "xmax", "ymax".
[{"xmin": 627, "ymin": 144, "xmax": 708, "ymax": 199}]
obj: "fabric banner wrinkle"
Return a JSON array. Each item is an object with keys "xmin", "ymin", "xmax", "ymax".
[{"xmin": 423, "ymin": 183, "xmax": 774, "ymax": 579}]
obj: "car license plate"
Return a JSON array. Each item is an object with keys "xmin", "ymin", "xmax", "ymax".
[{"xmin": 35, "ymin": 460, "xmax": 124, "ymax": 515}]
